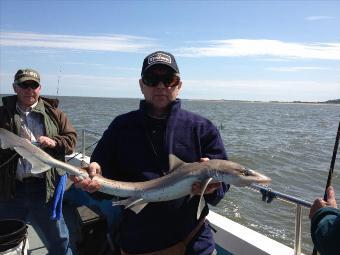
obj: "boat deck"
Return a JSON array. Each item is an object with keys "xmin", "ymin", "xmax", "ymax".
[
  {"xmin": 26, "ymin": 225, "xmax": 47, "ymax": 254},
  {"xmin": 26, "ymin": 201, "xmax": 83, "ymax": 255},
  {"xmin": 25, "ymin": 196, "xmax": 117, "ymax": 255}
]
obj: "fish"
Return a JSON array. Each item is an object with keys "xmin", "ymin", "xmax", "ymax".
[{"xmin": 0, "ymin": 128, "xmax": 271, "ymax": 218}]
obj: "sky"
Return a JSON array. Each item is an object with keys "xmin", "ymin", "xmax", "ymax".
[{"xmin": 0, "ymin": 0, "xmax": 339, "ymax": 102}]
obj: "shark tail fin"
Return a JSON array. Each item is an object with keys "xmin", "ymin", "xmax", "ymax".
[
  {"xmin": 14, "ymin": 146, "xmax": 51, "ymax": 174},
  {"xmin": 0, "ymin": 129, "xmax": 52, "ymax": 174}
]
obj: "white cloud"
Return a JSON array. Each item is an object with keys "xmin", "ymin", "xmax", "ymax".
[
  {"xmin": 1, "ymin": 71, "xmax": 339, "ymax": 101},
  {"xmin": 0, "ymin": 32, "xmax": 158, "ymax": 52},
  {"xmin": 59, "ymin": 61, "xmax": 139, "ymax": 71},
  {"xmin": 177, "ymin": 39, "xmax": 340, "ymax": 60},
  {"xmin": 54, "ymin": 73, "xmax": 137, "ymax": 85},
  {"xmin": 305, "ymin": 16, "xmax": 335, "ymax": 21},
  {"xmin": 181, "ymin": 79, "xmax": 340, "ymax": 101},
  {"xmin": 183, "ymin": 79, "xmax": 337, "ymax": 90},
  {"xmin": 266, "ymin": 66, "xmax": 329, "ymax": 72},
  {"xmin": 2, "ymin": 32, "xmax": 340, "ymax": 61}
]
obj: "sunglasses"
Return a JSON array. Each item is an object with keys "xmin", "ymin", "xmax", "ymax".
[
  {"xmin": 17, "ymin": 82, "xmax": 40, "ymax": 90},
  {"xmin": 142, "ymin": 73, "xmax": 180, "ymax": 87}
]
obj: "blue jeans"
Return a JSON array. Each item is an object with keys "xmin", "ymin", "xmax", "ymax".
[{"xmin": 0, "ymin": 179, "xmax": 72, "ymax": 255}]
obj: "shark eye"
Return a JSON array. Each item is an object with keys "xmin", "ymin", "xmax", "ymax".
[{"xmin": 242, "ymin": 168, "xmax": 251, "ymax": 176}]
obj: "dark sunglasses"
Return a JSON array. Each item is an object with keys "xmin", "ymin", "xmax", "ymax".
[
  {"xmin": 142, "ymin": 73, "xmax": 180, "ymax": 87},
  {"xmin": 17, "ymin": 82, "xmax": 40, "ymax": 90}
]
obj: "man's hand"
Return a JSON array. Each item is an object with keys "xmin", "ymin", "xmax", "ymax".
[
  {"xmin": 309, "ymin": 186, "xmax": 338, "ymax": 219},
  {"xmin": 192, "ymin": 182, "xmax": 222, "ymax": 195},
  {"xmin": 38, "ymin": 136, "xmax": 57, "ymax": 148},
  {"xmin": 71, "ymin": 162, "xmax": 102, "ymax": 193},
  {"xmin": 191, "ymin": 157, "xmax": 222, "ymax": 195}
]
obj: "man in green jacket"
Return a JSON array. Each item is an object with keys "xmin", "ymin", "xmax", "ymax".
[
  {"xmin": 0, "ymin": 68, "xmax": 77, "ymax": 254},
  {"xmin": 309, "ymin": 186, "xmax": 340, "ymax": 255}
]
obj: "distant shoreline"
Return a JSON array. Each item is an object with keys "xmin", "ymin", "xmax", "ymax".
[
  {"xmin": 184, "ymin": 99, "xmax": 340, "ymax": 104},
  {"xmin": 269, "ymin": 99, "xmax": 340, "ymax": 104}
]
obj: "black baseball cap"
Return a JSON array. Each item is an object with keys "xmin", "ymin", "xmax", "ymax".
[
  {"xmin": 14, "ymin": 68, "xmax": 40, "ymax": 85},
  {"xmin": 141, "ymin": 51, "xmax": 179, "ymax": 76}
]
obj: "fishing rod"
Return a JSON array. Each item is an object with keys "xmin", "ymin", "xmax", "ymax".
[
  {"xmin": 312, "ymin": 120, "xmax": 340, "ymax": 255},
  {"xmin": 323, "ymin": 121, "xmax": 340, "ymax": 200},
  {"xmin": 56, "ymin": 65, "xmax": 61, "ymax": 99}
]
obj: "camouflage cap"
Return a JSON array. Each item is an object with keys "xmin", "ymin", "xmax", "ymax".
[{"xmin": 14, "ymin": 68, "xmax": 40, "ymax": 85}]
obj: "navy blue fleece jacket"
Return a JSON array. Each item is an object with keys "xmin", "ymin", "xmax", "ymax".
[{"xmin": 91, "ymin": 99, "xmax": 228, "ymax": 254}]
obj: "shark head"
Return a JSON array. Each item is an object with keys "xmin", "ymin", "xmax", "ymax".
[
  {"xmin": 168, "ymin": 154, "xmax": 271, "ymax": 187},
  {"xmin": 208, "ymin": 160, "xmax": 271, "ymax": 186}
]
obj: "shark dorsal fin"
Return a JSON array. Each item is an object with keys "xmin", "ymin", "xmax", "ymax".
[{"xmin": 169, "ymin": 154, "xmax": 187, "ymax": 172}]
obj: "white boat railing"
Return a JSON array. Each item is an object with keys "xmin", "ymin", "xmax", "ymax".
[
  {"xmin": 80, "ymin": 128, "xmax": 312, "ymax": 255},
  {"xmin": 249, "ymin": 184, "xmax": 312, "ymax": 255}
]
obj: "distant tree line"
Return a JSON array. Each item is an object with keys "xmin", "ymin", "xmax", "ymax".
[
  {"xmin": 286, "ymin": 99, "xmax": 340, "ymax": 104},
  {"xmin": 324, "ymin": 99, "xmax": 340, "ymax": 104}
]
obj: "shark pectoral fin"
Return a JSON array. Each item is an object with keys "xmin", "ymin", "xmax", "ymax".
[
  {"xmin": 124, "ymin": 197, "xmax": 148, "ymax": 214},
  {"xmin": 112, "ymin": 197, "xmax": 148, "ymax": 214},
  {"xmin": 197, "ymin": 177, "xmax": 213, "ymax": 220},
  {"xmin": 112, "ymin": 197, "xmax": 142, "ymax": 207},
  {"xmin": 168, "ymin": 154, "xmax": 187, "ymax": 172},
  {"xmin": 14, "ymin": 146, "xmax": 51, "ymax": 174},
  {"xmin": 129, "ymin": 202, "xmax": 148, "ymax": 214}
]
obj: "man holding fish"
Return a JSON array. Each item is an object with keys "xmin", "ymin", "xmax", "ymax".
[
  {"xmin": 0, "ymin": 69, "xmax": 77, "ymax": 254},
  {"xmin": 76, "ymin": 51, "xmax": 230, "ymax": 255}
]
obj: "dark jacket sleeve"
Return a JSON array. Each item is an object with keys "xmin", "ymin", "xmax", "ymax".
[
  {"xmin": 91, "ymin": 120, "xmax": 119, "ymax": 179},
  {"xmin": 53, "ymin": 110, "xmax": 77, "ymax": 155},
  {"xmin": 89, "ymin": 120, "xmax": 119, "ymax": 200},
  {"xmin": 45, "ymin": 107, "xmax": 77, "ymax": 155},
  {"xmin": 311, "ymin": 207, "xmax": 340, "ymax": 255},
  {"xmin": 41, "ymin": 97, "xmax": 77, "ymax": 155}
]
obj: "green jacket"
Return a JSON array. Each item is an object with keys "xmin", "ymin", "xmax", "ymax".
[{"xmin": 0, "ymin": 95, "xmax": 77, "ymax": 202}]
